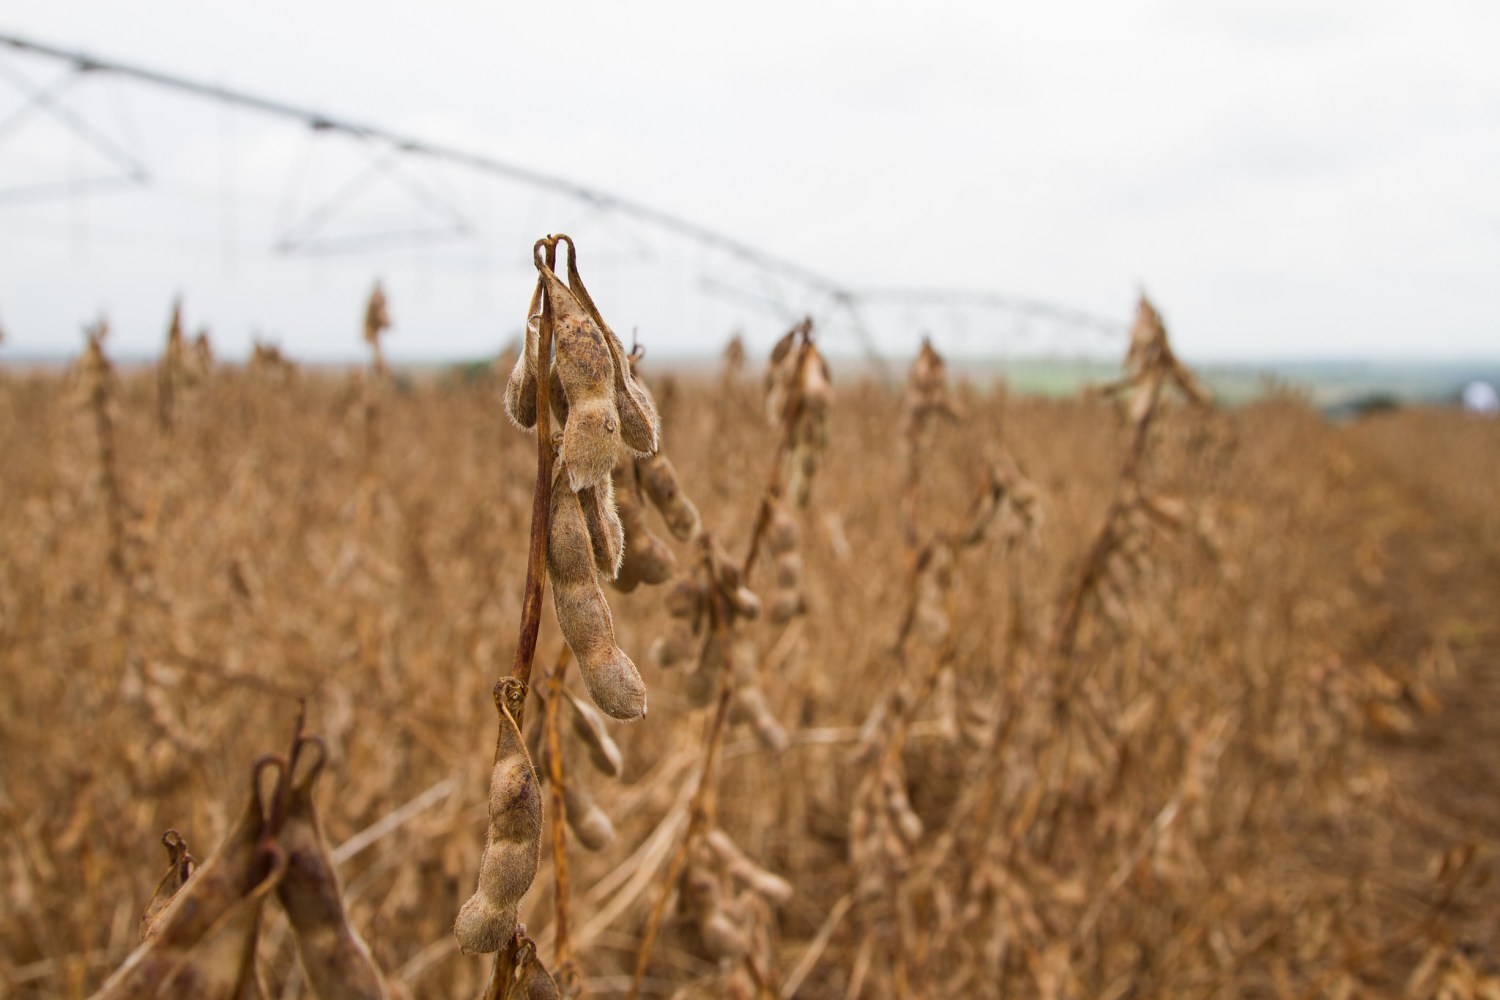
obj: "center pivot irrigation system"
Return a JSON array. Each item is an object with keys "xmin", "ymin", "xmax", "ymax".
[{"xmin": 0, "ymin": 31, "xmax": 1128, "ymax": 368}]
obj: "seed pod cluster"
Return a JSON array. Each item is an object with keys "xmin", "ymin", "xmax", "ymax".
[
  {"xmin": 98, "ymin": 759, "xmax": 288, "ymax": 999},
  {"xmin": 607, "ymin": 356, "xmax": 703, "ymax": 593},
  {"xmin": 610, "ymin": 453, "xmax": 679, "ymax": 592},
  {"xmin": 728, "ymin": 643, "xmax": 788, "ymax": 753},
  {"xmin": 505, "ymin": 252, "xmax": 660, "ymax": 481},
  {"xmin": 637, "ymin": 452, "xmax": 701, "ymax": 542},
  {"xmin": 1100, "ymin": 294, "xmax": 1211, "ymax": 432},
  {"xmin": 677, "ymin": 850, "xmax": 749, "ymax": 964},
  {"xmin": 765, "ymin": 502, "xmax": 806, "ymax": 624},
  {"xmin": 763, "ymin": 323, "xmax": 802, "ymax": 426},
  {"xmin": 455, "ymin": 680, "xmax": 543, "ymax": 955},
  {"xmin": 848, "ymin": 713, "xmax": 929, "ymax": 927},
  {"xmin": 651, "ymin": 538, "xmax": 765, "ymax": 708},
  {"xmin": 648, "ymin": 576, "xmax": 703, "ymax": 669},
  {"xmin": 154, "ymin": 850, "xmax": 287, "ymax": 999},
  {"xmin": 513, "ymin": 247, "xmax": 666, "ymax": 721},
  {"xmin": 788, "ymin": 349, "xmax": 831, "ymax": 509},
  {"xmin": 904, "ymin": 336, "xmax": 959, "ymax": 436},
  {"xmin": 765, "ymin": 321, "xmax": 832, "ymax": 507},
  {"xmin": 674, "ymin": 835, "xmax": 785, "ymax": 982},
  {"xmin": 1123, "ymin": 296, "xmax": 1210, "ymax": 404}
]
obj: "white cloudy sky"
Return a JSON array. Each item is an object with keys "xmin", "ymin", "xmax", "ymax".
[{"xmin": 0, "ymin": 0, "xmax": 1496, "ymax": 362}]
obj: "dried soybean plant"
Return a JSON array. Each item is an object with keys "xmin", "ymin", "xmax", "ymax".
[
  {"xmin": 360, "ymin": 281, "xmax": 393, "ymax": 489},
  {"xmin": 833, "ymin": 336, "xmax": 1040, "ymax": 997},
  {"xmin": 610, "ymin": 353, "xmax": 701, "ymax": 594},
  {"xmin": 190, "ymin": 327, "xmax": 214, "ymax": 380},
  {"xmin": 1052, "ymin": 293, "xmax": 1211, "ymax": 667},
  {"xmin": 9, "ymin": 293, "xmax": 1500, "ymax": 999},
  {"xmin": 72, "ymin": 320, "xmax": 206, "ymax": 769},
  {"xmin": 463, "ymin": 233, "xmax": 663, "ymax": 996},
  {"xmin": 534, "ymin": 341, "xmax": 702, "ymax": 985},
  {"xmin": 762, "ymin": 318, "xmax": 831, "ymax": 510},
  {"xmin": 878, "ymin": 295, "xmax": 1222, "ymax": 997},
  {"xmin": 625, "ymin": 319, "xmax": 831, "ymax": 999},
  {"xmin": 364, "ymin": 283, "xmax": 392, "ymax": 379},
  {"xmin": 156, "ymin": 299, "xmax": 190, "ymax": 434},
  {"xmin": 93, "ymin": 717, "xmax": 396, "ymax": 999},
  {"xmin": 321, "ymin": 284, "xmax": 404, "ymax": 702},
  {"xmin": 76, "ymin": 321, "xmax": 131, "ymax": 584}
]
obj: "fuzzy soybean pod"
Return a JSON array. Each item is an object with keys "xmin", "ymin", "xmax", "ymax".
[
  {"xmin": 649, "ymin": 578, "xmax": 705, "ymax": 668},
  {"xmin": 455, "ymin": 680, "xmax": 543, "ymax": 955},
  {"xmin": 684, "ymin": 631, "xmax": 726, "ymax": 709},
  {"xmin": 773, "ymin": 549, "xmax": 804, "ymax": 600},
  {"xmin": 548, "ymin": 472, "xmax": 648, "ymax": 720},
  {"xmin": 614, "ymin": 492, "xmax": 676, "ymax": 591},
  {"xmin": 277, "ymin": 738, "xmax": 390, "ymax": 1000},
  {"xmin": 769, "ymin": 590, "xmax": 805, "ymax": 625},
  {"xmin": 504, "ymin": 306, "xmax": 541, "ymax": 430},
  {"xmin": 706, "ymin": 541, "xmax": 760, "ymax": 620},
  {"xmin": 679, "ymin": 856, "xmax": 748, "ymax": 963},
  {"xmin": 538, "ymin": 266, "xmax": 622, "ymax": 493},
  {"xmin": 604, "ymin": 332, "xmax": 660, "ymax": 457},
  {"xmin": 565, "ymin": 691, "xmax": 624, "ymax": 779},
  {"xmin": 767, "ymin": 505, "xmax": 800, "ymax": 554},
  {"xmin": 648, "ymin": 620, "xmax": 696, "ymax": 670},
  {"xmin": 705, "ymin": 829, "xmax": 794, "ymax": 905},
  {"xmin": 664, "ymin": 576, "xmax": 705, "ymax": 622},
  {"xmin": 800, "ymin": 347, "xmax": 833, "ymax": 413},
  {"xmin": 563, "ymin": 782, "xmax": 617, "ymax": 852},
  {"xmin": 612, "ymin": 458, "xmax": 676, "ymax": 592},
  {"xmin": 731, "ymin": 681, "xmax": 789, "ymax": 754},
  {"xmin": 578, "ymin": 475, "xmax": 624, "ymax": 580},
  {"xmin": 638, "ymin": 452, "xmax": 701, "ymax": 541}
]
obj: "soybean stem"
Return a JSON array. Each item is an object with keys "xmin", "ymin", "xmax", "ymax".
[
  {"xmin": 509, "ymin": 238, "xmax": 561, "ymax": 702},
  {"xmin": 487, "ymin": 235, "xmax": 560, "ymax": 1000},
  {"xmin": 544, "ymin": 646, "xmax": 575, "ymax": 979}
]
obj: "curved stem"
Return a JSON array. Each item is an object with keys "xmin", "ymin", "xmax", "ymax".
[{"xmin": 509, "ymin": 237, "xmax": 562, "ymax": 706}]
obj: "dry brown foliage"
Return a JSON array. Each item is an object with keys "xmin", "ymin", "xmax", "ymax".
[{"xmin": 1, "ymin": 289, "xmax": 1498, "ymax": 999}]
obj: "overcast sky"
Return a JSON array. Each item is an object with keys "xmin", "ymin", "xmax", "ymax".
[{"xmin": 0, "ymin": 0, "xmax": 1496, "ymax": 363}]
